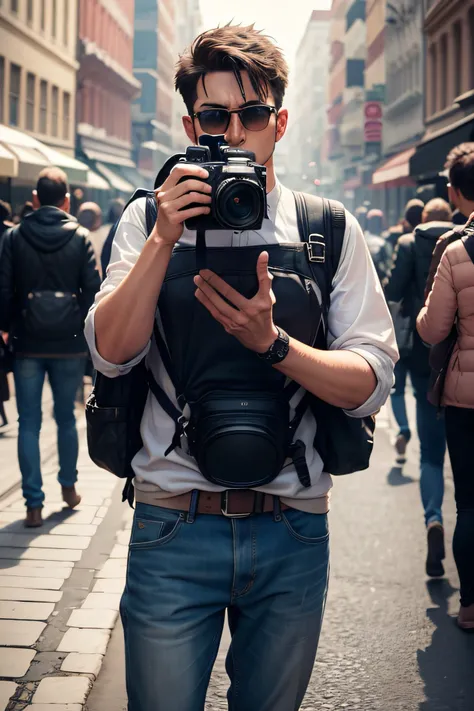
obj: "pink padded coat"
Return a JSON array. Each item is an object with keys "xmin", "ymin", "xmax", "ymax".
[{"xmin": 417, "ymin": 238, "xmax": 474, "ymax": 409}]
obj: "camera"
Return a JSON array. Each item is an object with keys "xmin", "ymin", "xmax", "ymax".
[{"xmin": 164, "ymin": 135, "xmax": 267, "ymax": 232}]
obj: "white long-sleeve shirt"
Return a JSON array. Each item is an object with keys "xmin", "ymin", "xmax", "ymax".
[{"xmin": 85, "ymin": 180, "xmax": 398, "ymax": 513}]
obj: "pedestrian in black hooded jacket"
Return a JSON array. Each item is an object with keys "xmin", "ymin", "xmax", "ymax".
[
  {"xmin": 0, "ymin": 167, "xmax": 100, "ymax": 528},
  {"xmin": 384, "ymin": 198, "xmax": 453, "ymax": 579}
]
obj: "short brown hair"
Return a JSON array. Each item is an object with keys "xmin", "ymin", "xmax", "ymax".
[
  {"xmin": 422, "ymin": 198, "xmax": 453, "ymax": 223},
  {"xmin": 175, "ymin": 24, "xmax": 289, "ymax": 115},
  {"xmin": 36, "ymin": 167, "xmax": 68, "ymax": 207},
  {"xmin": 445, "ymin": 142, "xmax": 474, "ymax": 201}
]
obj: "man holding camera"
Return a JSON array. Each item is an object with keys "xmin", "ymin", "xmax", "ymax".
[{"xmin": 85, "ymin": 24, "xmax": 397, "ymax": 711}]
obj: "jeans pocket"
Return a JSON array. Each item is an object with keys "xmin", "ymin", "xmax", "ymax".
[
  {"xmin": 129, "ymin": 505, "xmax": 185, "ymax": 550},
  {"xmin": 281, "ymin": 510, "xmax": 329, "ymax": 545}
]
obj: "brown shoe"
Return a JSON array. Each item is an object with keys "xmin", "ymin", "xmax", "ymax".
[
  {"xmin": 61, "ymin": 485, "xmax": 82, "ymax": 509},
  {"xmin": 458, "ymin": 604, "xmax": 474, "ymax": 631},
  {"xmin": 395, "ymin": 434, "xmax": 408, "ymax": 464},
  {"xmin": 25, "ymin": 508, "xmax": 43, "ymax": 528}
]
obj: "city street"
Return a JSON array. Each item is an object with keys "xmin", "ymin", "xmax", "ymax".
[{"xmin": 1, "ymin": 390, "xmax": 474, "ymax": 711}]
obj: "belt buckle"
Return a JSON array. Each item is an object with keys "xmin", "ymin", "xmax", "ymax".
[{"xmin": 220, "ymin": 491, "xmax": 253, "ymax": 518}]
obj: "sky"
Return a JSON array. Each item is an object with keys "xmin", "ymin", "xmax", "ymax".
[{"xmin": 199, "ymin": 0, "xmax": 332, "ymax": 75}]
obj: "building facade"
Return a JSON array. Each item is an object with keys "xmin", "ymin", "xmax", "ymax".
[
  {"xmin": 410, "ymin": 0, "xmax": 474, "ymax": 194},
  {"xmin": 0, "ymin": 0, "xmax": 78, "ymax": 155},
  {"xmin": 325, "ymin": 0, "xmax": 347, "ymax": 200},
  {"xmin": 371, "ymin": 0, "xmax": 422, "ymax": 225},
  {"xmin": 171, "ymin": 0, "xmax": 201, "ymax": 153},
  {"xmin": 133, "ymin": 0, "xmax": 176, "ymax": 178},
  {"xmin": 285, "ymin": 10, "xmax": 331, "ymax": 193},
  {"xmin": 76, "ymin": 0, "xmax": 141, "ymax": 194}
]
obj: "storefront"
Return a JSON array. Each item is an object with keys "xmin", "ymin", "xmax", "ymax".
[{"xmin": 372, "ymin": 147, "xmax": 418, "ymax": 226}]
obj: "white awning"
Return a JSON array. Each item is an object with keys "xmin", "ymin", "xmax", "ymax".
[
  {"xmin": 96, "ymin": 162, "xmax": 134, "ymax": 194},
  {"xmin": 8, "ymin": 145, "xmax": 49, "ymax": 182},
  {"xmin": 0, "ymin": 143, "xmax": 18, "ymax": 178},
  {"xmin": 0, "ymin": 123, "xmax": 88, "ymax": 184},
  {"xmin": 87, "ymin": 169, "xmax": 110, "ymax": 190},
  {"xmin": 83, "ymin": 147, "xmax": 136, "ymax": 168}
]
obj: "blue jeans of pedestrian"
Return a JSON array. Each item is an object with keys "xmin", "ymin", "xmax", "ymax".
[
  {"xmin": 121, "ymin": 502, "xmax": 330, "ymax": 711},
  {"xmin": 13, "ymin": 357, "xmax": 84, "ymax": 509},
  {"xmin": 390, "ymin": 358, "xmax": 411, "ymax": 441},
  {"xmin": 411, "ymin": 371, "xmax": 447, "ymax": 527}
]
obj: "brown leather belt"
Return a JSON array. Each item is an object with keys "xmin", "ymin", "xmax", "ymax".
[{"xmin": 143, "ymin": 490, "xmax": 290, "ymax": 518}]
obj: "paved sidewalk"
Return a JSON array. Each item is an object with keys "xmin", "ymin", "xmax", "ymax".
[{"xmin": 0, "ymin": 440, "xmax": 130, "ymax": 711}]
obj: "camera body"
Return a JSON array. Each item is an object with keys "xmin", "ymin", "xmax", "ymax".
[{"xmin": 177, "ymin": 135, "xmax": 267, "ymax": 232}]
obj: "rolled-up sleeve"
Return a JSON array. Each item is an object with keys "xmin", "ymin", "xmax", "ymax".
[
  {"xmin": 84, "ymin": 197, "xmax": 150, "ymax": 378},
  {"xmin": 328, "ymin": 211, "xmax": 399, "ymax": 418}
]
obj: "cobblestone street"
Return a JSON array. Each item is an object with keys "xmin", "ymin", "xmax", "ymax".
[{"xmin": 1, "ymin": 396, "xmax": 474, "ymax": 710}]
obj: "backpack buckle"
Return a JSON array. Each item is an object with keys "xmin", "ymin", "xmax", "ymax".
[{"xmin": 307, "ymin": 234, "xmax": 325, "ymax": 263}]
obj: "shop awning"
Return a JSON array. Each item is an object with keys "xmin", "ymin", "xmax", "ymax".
[
  {"xmin": 0, "ymin": 123, "xmax": 88, "ymax": 184},
  {"xmin": 372, "ymin": 147, "xmax": 415, "ymax": 186},
  {"xmin": 120, "ymin": 166, "xmax": 152, "ymax": 190},
  {"xmin": 410, "ymin": 113, "xmax": 474, "ymax": 182},
  {"xmin": 96, "ymin": 162, "xmax": 134, "ymax": 194},
  {"xmin": 83, "ymin": 147, "xmax": 136, "ymax": 168},
  {"xmin": 0, "ymin": 143, "xmax": 18, "ymax": 178},
  {"xmin": 7, "ymin": 145, "xmax": 50, "ymax": 182},
  {"xmin": 87, "ymin": 169, "xmax": 110, "ymax": 190}
]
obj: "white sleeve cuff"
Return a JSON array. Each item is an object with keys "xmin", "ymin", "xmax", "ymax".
[
  {"xmin": 341, "ymin": 346, "xmax": 395, "ymax": 419},
  {"xmin": 84, "ymin": 306, "xmax": 150, "ymax": 379}
]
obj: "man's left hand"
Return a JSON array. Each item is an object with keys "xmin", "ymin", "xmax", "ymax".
[{"xmin": 194, "ymin": 251, "xmax": 279, "ymax": 353}]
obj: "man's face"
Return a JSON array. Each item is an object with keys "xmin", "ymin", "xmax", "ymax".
[{"xmin": 182, "ymin": 71, "xmax": 288, "ymax": 168}]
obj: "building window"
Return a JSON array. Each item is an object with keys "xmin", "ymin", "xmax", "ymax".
[
  {"xmin": 52, "ymin": 0, "xmax": 57, "ymax": 38},
  {"xmin": 0, "ymin": 57, "xmax": 4, "ymax": 124},
  {"xmin": 10, "ymin": 0, "xmax": 18, "ymax": 13},
  {"xmin": 440, "ymin": 34, "xmax": 448, "ymax": 109},
  {"xmin": 41, "ymin": 0, "xmax": 45, "ymax": 31},
  {"xmin": 63, "ymin": 0, "xmax": 69, "ymax": 45},
  {"xmin": 430, "ymin": 44, "xmax": 437, "ymax": 115},
  {"xmin": 63, "ymin": 92, "xmax": 70, "ymax": 140},
  {"xmin": 453, "ymin": 23, "xmax": 462, "ymax": 98},
  {"xmin": 40, "ymin": 80, "xmax": 47, "ymax": 133},
  {"xmin": 9, "ymin": 63, "xmax": 21, "ymax": 127},
  {"xmin": 26, "ymin": 73, "xmax": 35, "ymax": 131},
  {"xmin": 27, "ymin": 0, "xmax": 33, "ymax": 24},
  {"xmin": 51, "ymin": 86, "xmax": 59, "ymax": 136}
]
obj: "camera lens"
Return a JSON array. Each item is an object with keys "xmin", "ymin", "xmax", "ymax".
[{"xmin": 215, "ymin": 178, "xmax": 263, "ymax": 230}]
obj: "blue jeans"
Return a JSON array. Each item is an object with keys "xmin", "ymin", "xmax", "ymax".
[
  {"xmin": 411, "ymin": 371, "xmax": 447, "ymax": 527},
  {"xmin": 13, "ymin": 357, "xmax": 84, "ymax": 509},
  {"xmin": 121, "ymin": 502, "xmax": 330, "ymax": 711},
  {"xmin": 390, "ymin": 358, "xmax": 411, "ymax": 441}
]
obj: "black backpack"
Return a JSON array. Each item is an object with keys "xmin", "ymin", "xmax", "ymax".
[{"xmin": 86, "ymin": 190, "xmax": 375, "ymax": 504}]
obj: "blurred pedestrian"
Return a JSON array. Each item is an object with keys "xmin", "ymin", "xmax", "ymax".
[
  {"xmin": 99, "ymin": 198, "xmax": 125, "ymax": 277},
  {"xmin": 0, "ymin": 200, "xmax": 13, "ymax": 239},
  {"xmin": 385, "ymin": 198, "xmax": 453, "ymax": 577},
  {"xmin": 426, "ymin": 144, "xmax": 474, "ymax": 296},
  {"xmin": 0, "ymin": 167, "xmax": 101, "ymax": 528},
  {"xmin": 19, "ymin": 201, "xmax": 34, "ymax": 221},
  {"xmin": 417, "ymin": 215, "xmax": 474, "ymax": 630},
  {"xmin": 355, "ymin": 205, "xmax": 368, "ymax": 233},
  {"xmin": 364, "ymin": 209, "xmax": 391, "ymax": 282},
  {"xmin": 77, "ymin": 201, "xmax": 108, "ymax": 273}
]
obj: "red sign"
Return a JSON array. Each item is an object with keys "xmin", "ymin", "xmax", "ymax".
[{"xmin": 364, "ymin": 102, "xmax": 382, "ymax": 143}]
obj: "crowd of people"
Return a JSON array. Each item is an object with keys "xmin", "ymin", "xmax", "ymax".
[
  {"xmin": 0, "ymin": 22, "xmax": 472, "ymax": 705},
  {"xmin": 358, "ymin": 141, "xmax": 474, "ymax": 629}
]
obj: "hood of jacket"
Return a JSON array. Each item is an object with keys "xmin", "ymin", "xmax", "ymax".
[
  {"xmin": 19, "ymin": 206, "xmax": 80, "ymax": 253},
  {"xmin": 414, "ymin": 221, "xmax": 453, "ymax": 244}
]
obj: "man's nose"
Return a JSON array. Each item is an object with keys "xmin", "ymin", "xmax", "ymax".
[{"xmin": 224, "ymin": 112, "xmax": 245, "ymax": 146}]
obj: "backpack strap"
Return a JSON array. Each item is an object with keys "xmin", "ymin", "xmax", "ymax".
[{"xmin": 293, "ymin": 191, "xmax": 346, "ymax": 334}]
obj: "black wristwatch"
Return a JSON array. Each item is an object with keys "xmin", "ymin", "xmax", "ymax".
[{"xmin": 256, "ymin": 327, "xmax": 290, "ymax": 364}]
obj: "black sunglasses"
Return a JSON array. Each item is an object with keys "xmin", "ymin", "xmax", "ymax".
[{"xmin": 192, "ymin": 105, "xmax": 277, "ymax": 134}]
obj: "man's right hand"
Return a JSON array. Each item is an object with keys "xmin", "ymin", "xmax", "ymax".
[{"xmin": 153, "ymin": 164, "xmax": 212, "ymax": 245}]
